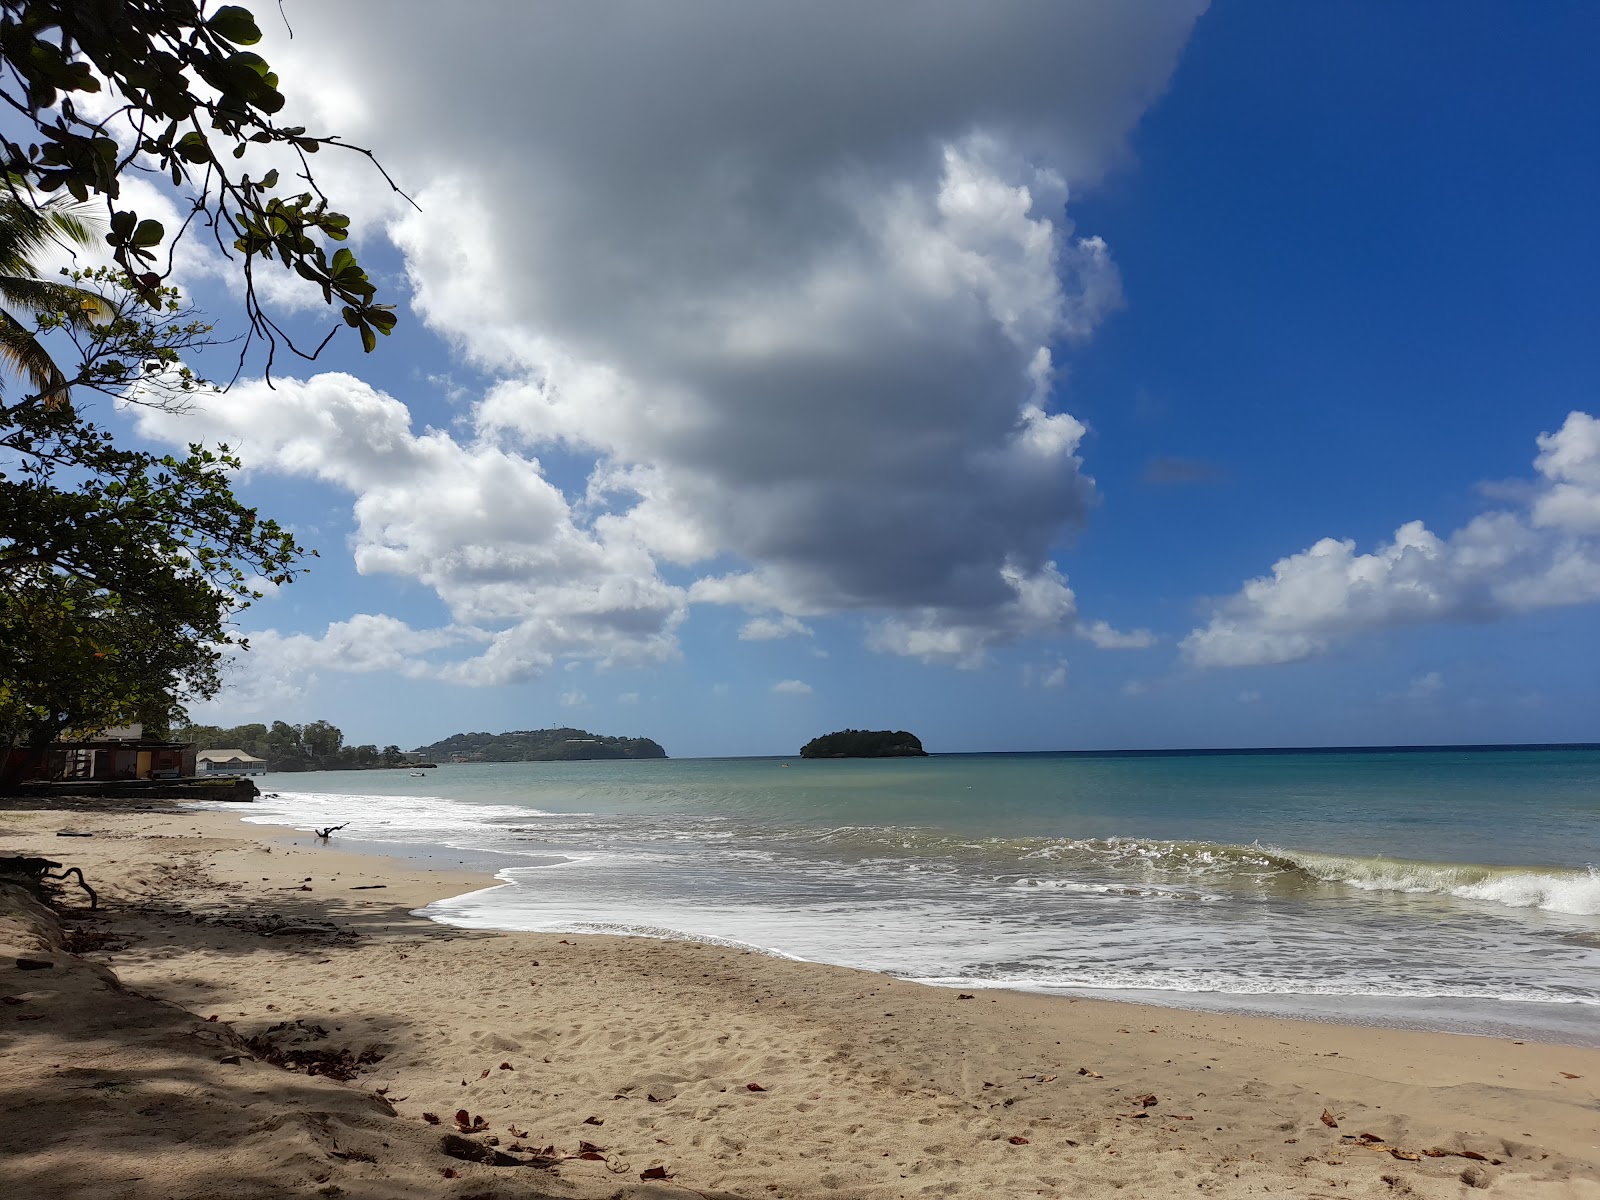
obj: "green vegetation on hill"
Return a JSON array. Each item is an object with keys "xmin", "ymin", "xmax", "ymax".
[
  {"xmin": 173, "ymin": 719, "xmax": 414, "ymax": 772},
  {"xmin": 799, "ymin": 729, "xmax": 927, "ymax": 758},
  {"xmin": 416, "ymin": 728, "xmax": 667, "ymax": 762}
]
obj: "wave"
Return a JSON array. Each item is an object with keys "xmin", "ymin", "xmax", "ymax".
[
  {"xmin": 999, "ymin": 835, "xmax": 1600, "ymax": 916},
  {"xmin": 806, "ymin": 829, "xmax": 1600, "ymax": 917},
  {"xmin": 1275, "ymin": 850, "xmax": 1600, "ymax": 915},
  {"xmin": 197, "ymin": 788, "xmax": 1600, "ymax": 919}
]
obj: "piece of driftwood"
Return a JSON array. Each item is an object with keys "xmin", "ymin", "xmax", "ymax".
[
  {"xmin": 0, "ymin": 855, "xmax": 98, "ymax": 908},
  {"xmin": 314, "ymin": 823, "xmax": 349, "ymax": 840}
]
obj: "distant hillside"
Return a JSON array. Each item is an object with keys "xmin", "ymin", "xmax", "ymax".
[
  {"xmin": 799, "ymin": 729, "xmax": 927, "ymax": 758},
  {"xmin": 415, "ymin": 727, "xmax": 667, "ymax": 762}
]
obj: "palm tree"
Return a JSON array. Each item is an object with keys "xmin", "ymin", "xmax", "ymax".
[{"xmin": 0, "ymin": 192, "xmax": 115, "ymax": 409}]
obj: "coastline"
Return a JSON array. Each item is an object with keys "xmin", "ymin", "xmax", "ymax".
[{"xmin": 3, "ymin": 803, "xmax": 1598, "ymax": 1198}]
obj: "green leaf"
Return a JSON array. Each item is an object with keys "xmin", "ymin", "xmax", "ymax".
[
  {"xmin": 131, "ymin": 219, "xmax": 165, "ymax": 248},
  {"xmin": 176, "ymin": 131, "xmax": 211, "ymax": 163},
  {"xmin": 227, "ymin": 50, "xmax": 272, "ymax": 79},
  {"xmin": 208, "ymin": 6, "xmax": 264, "ymax": 46}
]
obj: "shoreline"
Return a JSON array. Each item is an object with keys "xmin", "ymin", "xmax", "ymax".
[
  {"xmin": 225, "ymin": 796, "xmax": 1600, "ymax": 1048},
  {"xmin": 3, "ymin": 802, "xmax": 1599, "ymax": 1197}
]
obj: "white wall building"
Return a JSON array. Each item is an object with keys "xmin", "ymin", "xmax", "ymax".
[{"xmin": 196, "ymin": 749, "xmax": 268, "ymax": 776}]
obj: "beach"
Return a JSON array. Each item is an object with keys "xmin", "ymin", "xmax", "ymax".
[{"xmin": 2, "ymin": 802, "xmax": 1598, "ymax": 1199}]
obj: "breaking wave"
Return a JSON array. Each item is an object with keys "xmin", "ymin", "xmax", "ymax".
[{"xmin": 1064, "ymin": 838, "xmax": 1600, "ymax": 916}]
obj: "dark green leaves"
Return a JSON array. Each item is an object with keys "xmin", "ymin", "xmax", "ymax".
[
  {"xmin": 207, "ymin": 5, "xmax": 262, "ymax": 46},
  {"xmin": 0, "ymin": 0, "xmax": 402, "ymax": 357}
]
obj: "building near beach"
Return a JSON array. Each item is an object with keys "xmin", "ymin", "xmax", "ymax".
[{"xmin": 196, "ymin": 749, "xmax": 269, "ymax": 776}]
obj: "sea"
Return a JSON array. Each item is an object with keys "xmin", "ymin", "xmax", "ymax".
[{"xmin": 200, "ymin": 747, "xmax": 1600, "ymax": 1045}]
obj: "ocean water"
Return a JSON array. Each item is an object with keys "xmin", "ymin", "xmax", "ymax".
[{"xmin": 202, "ymin": 749, "xmax": 1600, "ymax": 1043}]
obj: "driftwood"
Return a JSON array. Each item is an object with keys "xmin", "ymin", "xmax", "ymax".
[
  {"xmin": 313, "ymin": 823, "xmax": 349, "ymax": 840},
  {"xmin": 0, "ymin": 855, "xmax": 98, "ymax": 908}
]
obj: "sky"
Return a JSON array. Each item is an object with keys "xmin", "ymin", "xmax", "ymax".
[{"xmin": 92, "ymin": 1, "xmax": 1600, "ymax": 756}]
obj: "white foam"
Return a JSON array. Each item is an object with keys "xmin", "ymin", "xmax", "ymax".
[
  {"xmin": 910, "ymin": 971, "xmax": 1600, "ymax": 1006},
  {"xmin": 1281, "ymin": 850, "xmax": 1600, "ymax": 915},
  {"xmin": 1450, "ymin": 869, "xmax": 1600, "ymax": 916},
  {"xmin": 191, "ymin": 787, "xmax": 555, "ymax": 851}
]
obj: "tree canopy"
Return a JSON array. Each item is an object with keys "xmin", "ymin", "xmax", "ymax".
[
  {"xmin": 798, "ymin": 729, "xmax": 928, "ymax": 758},
  {"xmin": 0, "ymin": 0, "xmax": 402, "ymax": 369},
  {"xmin": 0, "ymin": 253, "xmax": 307, "ymax": 748},
  {"xmin": 0, "ymin": 2, "xmax": 385, "ymax": 750},
  {"xmin": 174, "ymin": 717, "xmax": 413, "ymax": 771},
  {"xmin": 415, "ymin": 728, "xmax": 669, "ymax": 762}
]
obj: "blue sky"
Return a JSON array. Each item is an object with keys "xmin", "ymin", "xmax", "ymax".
[{"xmin": 109, "ymin": 2, "xmax": 1599, "ymax": 755}]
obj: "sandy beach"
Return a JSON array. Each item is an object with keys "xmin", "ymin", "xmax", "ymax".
[{"xmin": 2, "ymin": 802, "xmax": 1597, "ymax": 1200}]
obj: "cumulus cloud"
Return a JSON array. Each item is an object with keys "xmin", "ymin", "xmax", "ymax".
[
  {"xmin": 739, "ymin": 615, "xmax": 815, "ymax": 642},
  {"xmin": 191, "ymin": 616, "xmax": 473, "ymax": 715},
  {"xmin": 865, "ymin": 560, "xmax": 1081, "ymax": 667},
  {"xmin": 1184, "ymin": 412, "xmax": 1600, "ymax": 667},
  {"xmin": 1079, "ymin": 619, "xmax": 1158, "ymax": 650},
  {"xmin": 771, "ymin": 679, "xmax": 814, "ymax": 696},
  {"xmin": 128, "ymin": 374, "xmax": 686, "ymax": 684},
  {"xmin": 223, "ymin": 2, "xmax": 1202, "ymax": 665},
  {"xmin": 560, "ymin": 690, "xmax": 587, "ymax": 708}
]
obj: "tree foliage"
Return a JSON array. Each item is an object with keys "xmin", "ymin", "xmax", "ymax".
[
  {"xmin": 173, "ymin": 717, "xmax": 413, "ymax": 770},
  {"xmin": 0, "ymin": 569, "xmax": 208, "ymax": 745},
  {"xmin": 0, "ymin": 2, "xmax": 394, "ymax": 752},
  {"xmin": 0, "ymin": 267, "xmax": 304, "ymax": 748},
  {"xmin": 415, "ymin": 728, "xmax": 668, "ymax": 762},
  {"xmin": 798, "ymin": 729, "xmax": 927, "ymax": 758},
  {"xmin": 0, "ymin": 192, "xmax": 112, "ymax": 405},
  {"xmin": 0, "ymin": 0, "xmax": 404, "ymax": 369}
]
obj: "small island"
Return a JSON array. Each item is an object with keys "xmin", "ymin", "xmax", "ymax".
[
  {"xmin": 416, "ymin": 727, "xmax": 667, "ymax": 762},
  {"xmin": 799, "ymin": 729, "xmax": 928, "ymax": 758}
]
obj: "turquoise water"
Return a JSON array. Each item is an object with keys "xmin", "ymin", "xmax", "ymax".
[{"xmin": 210, "ymin": 748, "xmax": 1600, "ymax": 1042}]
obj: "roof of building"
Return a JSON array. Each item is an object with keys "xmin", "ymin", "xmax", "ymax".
[{"xmin": 197, "ymin": 749, "xmax": 267, "ymax": 764}]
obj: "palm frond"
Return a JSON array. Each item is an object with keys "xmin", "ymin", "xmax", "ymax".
[
  {"xmin": 0, "ymin": 308, "xmax": 72, "ymax": 409},
  {"xmin": 0, "ymin": 274, "xmax": 116, "ymax": 325},
  {"xmin": 0, "ymin": 194, "xmax": 104, "ymax": 277}
]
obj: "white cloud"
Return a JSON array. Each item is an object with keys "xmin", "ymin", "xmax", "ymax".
[
  {"xmin": 1121, "ymin": 679, "xmax": 1148, "ymax": 697},
  {"xmin": 1237, "ymin": 690, "xmax": 1262, "ymax": 704},
  {"xmin": 1079, "ymin": 619, "xmax": 1157, "ymax": 650},
  {"xmin": 1183, "ymin": 413, "xmax": 1600, "ymax": 667},
  {"xmin": 738, "ymin": 615, "xmax": 815, "ymax": 641},
  {"xmin": 191, "ymin": 615, "xmax": 474, "ymax": 716},
  {"xmin": 616, "ymin": 692, "xmax": 639, "ymax": 705},
  {"xmin": 129, "ymin": 373, "xmax": 686, "ymax": 685},
  {"xmin": 771, "ymin": 679, "xmax": 814, "ymax": 696},
  {"xmin": 233, "ymin": 3, "xmax": 1202, "ymax": 664},
  {"xmin": 866, "ymin": 560, "xmax": 1080, "ymax": 667},
  {"xmin": 560, "ymin": 690, "xmax": 587, "ymax": 708}
]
